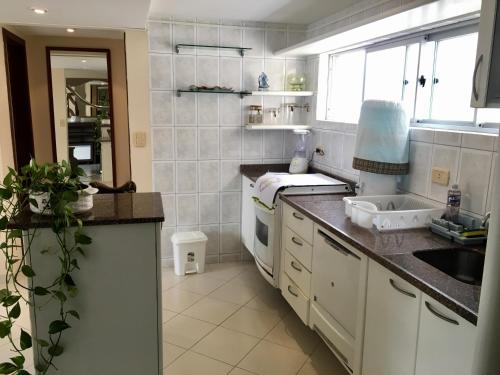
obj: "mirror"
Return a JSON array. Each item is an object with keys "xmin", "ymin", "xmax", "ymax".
[{"xmin": 48, "ymin": 49, "xmax": 114, "ymax": 186}]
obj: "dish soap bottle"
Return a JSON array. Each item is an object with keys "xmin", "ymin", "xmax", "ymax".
[{"xmin": 445, "ymin": 184, "xmax": 461, "ymax": 222}]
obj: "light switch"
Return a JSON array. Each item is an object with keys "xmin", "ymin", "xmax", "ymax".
[
  {"xmin": 134, "ymin": 131, "xmax": 147, "ymax": 148},
  {"xmin": 431, "ymin": 167, "xmax": 450, "ymax": 186}
]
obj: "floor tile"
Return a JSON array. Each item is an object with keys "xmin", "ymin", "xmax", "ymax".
[
  {"xmin": 163, "ymin": 342, "xmax": 186, "ymax": 366},
  {"xmin": 264, "ymin": 312, "xmax": 320, "ymax": 355},
  {"xmin": 166, "ymin": 351, "xmax": 232, "ymax": 375},
  {"xmin": 163, "ymin": 287, "xmax": 204, "ymax": 313},
  {"xmin": 177, "ymin": 274, "xmax": 227, "ymax": 295},
  {"xmin": 163, "ymin": 309, "xmax": 178, "ymax": 323},
  {"xmin": 182, "ymin": 297, "xmax": 241, "ymax": 325},
  {"xmin": 222, "ymin": 306, "xmax": 281, "ymax": 338},
  {"xmin": 203, "ymin": 263, "xmax": 248, "ymax": 281},
  {"xmin": 192, "ymin": 326, "xmax": 259, "ymax": 366},
  {"xmin": 231, "ymin": 269, "xmax": 269, "ymax": 290},
  {"xmin": 238, "ymin": 340, "xmax": 308, "ymax": 375},
  {"xmin": 297, "ymin": 341, "xmax": 348, "ymax": 375},
  {"xmin": 162, "ymin": 269, "xmax": 187, "ymax": 289},
  {"xmin": 229, "ymin": 368, "xmax": 255, "ymax": 375},
  {"xmin": 163, "ymin": 315, "xmax": 216, "ymax": 349},
  {"xmin": 245, "ymin": 288, "xmax": 291, "ymax": 317},
  {"xmin": 210, "ymin": 281, "xmax": 261, "ymax": 305}
]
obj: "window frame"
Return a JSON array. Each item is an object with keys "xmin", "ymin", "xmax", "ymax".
[{"xmin": 324, "ymin": 21, "xmax": 498, "ymax": 132}]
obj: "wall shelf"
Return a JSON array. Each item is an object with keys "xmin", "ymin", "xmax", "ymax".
[
  {"xmin": 251, "ymin": 91, "xmax": 314, "ymax": 97},
  {"xmin": 245, "ymin": 124, "xmax": 312, "ymax": 131},
  {"xmin": 175, "ymin": 44, "xmax": 252, "ymax": 56},
  {"xmin": 176, "ymin": 89, "xmax": 251, "ymax": 98}
]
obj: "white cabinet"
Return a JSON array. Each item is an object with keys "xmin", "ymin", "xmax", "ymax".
[
  {"xmin": 241, "ymin": 176, "xmax": 255, "ymax": 255},
  {"xmin": 310, "ymin": 224, "xmax": 368, "ymax": 374},
  {"xmin": 362, "ymin": 260, "xmax": 421, "ymax": 375},
  {"xmin": 415, "ymin": 295, "xmax": 477, "ymax": 375},
  {"xmin": 472, "ymin": 0, "xmax": 500, "ymax": 107}
]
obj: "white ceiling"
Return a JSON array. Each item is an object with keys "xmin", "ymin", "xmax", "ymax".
[
  {"xmin": 50, "ymin": 54, "xmax": 108, "ymax": 72},
  {"xmin": 148, "ymin": 0, "xmax": 362, "ymax": 25},
  {"xmin": 0, "ymin": 0, "xmax": 151, "ymax": 30}
]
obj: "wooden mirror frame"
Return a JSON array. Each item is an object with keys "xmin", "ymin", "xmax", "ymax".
[{"xmin": 45, "ymin": 47, "xmax": 117, "ymax": 186}]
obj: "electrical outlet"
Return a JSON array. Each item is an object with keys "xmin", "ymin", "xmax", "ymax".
[
  {"xmin": 134, "ymin": 131, "xmax": 147, "ymax": 148},
  {"xmin": 431, "ymin": 167, "xmax": 450, "ymax": 186}
]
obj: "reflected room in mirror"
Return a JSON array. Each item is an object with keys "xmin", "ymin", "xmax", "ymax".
[{"xmin": 47, "ymin": 49, "xmax": 115, "ymax": 186}]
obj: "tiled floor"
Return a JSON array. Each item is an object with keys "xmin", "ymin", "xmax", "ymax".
[{"xmin": 162, "ymin": 261, "xmax": 348, "ymax": 375}]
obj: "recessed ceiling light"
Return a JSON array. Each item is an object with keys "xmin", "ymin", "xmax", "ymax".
[
  {"xmin": 31, "ymin": 8, "xmax": 48, "ymax": 15},
  {"xmin": 66, "ymin": 28, "xmax": 75, "ymax": 33},
  {"xmin": 81, "ymin": 60, "xmax": 87, "ymax": 63}
]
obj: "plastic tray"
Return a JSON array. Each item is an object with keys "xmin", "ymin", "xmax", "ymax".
[{"xmin": 343, "ymin": 195, "xmax": 445, "ymax": 231}]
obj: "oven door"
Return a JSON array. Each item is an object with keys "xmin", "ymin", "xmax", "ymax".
[{"xmin": 254, "ymin": 202, "xmax": 275, "ymax": 276}]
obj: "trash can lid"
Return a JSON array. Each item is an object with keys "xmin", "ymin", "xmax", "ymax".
[{"xmin": 171, "ymin": 231, "xmax": 208, "ymax": 244}]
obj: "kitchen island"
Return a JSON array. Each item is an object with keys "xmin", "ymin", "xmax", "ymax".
[{"xmin": 10, "ymin": 193, "xmax": 164, "ymax": 375}]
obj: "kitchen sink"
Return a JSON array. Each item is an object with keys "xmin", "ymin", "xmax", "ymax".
[{"xmin": 413, "ymin": 248, "xmax": 485, "ymax": 286}]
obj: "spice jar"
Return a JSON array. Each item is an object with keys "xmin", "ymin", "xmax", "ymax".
[{"xmin": 248, "ymin": 105, "xmax": 263, "ymax": 124}]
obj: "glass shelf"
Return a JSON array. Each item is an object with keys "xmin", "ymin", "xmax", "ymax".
[
  {"xmin": 175, "ymin": 44, "xmax": 252, "ymax": 56},
  {"xmin": 176, "ymin": 89, "xmax": 251, "ymax": 98}
]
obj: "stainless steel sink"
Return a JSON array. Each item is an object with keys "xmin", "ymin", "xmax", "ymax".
[{"xmin": 413, "ymin": 248, "xmax": 485, "ymax": 286}]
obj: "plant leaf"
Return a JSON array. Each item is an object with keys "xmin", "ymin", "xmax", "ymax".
[
  {"xmin": 0, "ymin": 188, "xmax": 12, "ymax": 200},
  {"xmin": 19, "ymin": 330, "xmax": 31, "ymax": 350},
  {"xmin": 0, "ymin": 362, "xmax": 17, "ymax": 374},
  {"xmin": 63, "ymin": 274, "xmax": 75, "ymax": 287},
  {"xmin": 0, "ymin": 217, "xmax": 8, "ymax": 230},
  {"xmin": 2, "ymin": 295, "xmax": 20, "ymax": 307},
  {"xmin": 20, "ymin": 265, "xmax": 35, "ymax": 278},
  {"xmin": 9, "ymin": 355, "xmax": 24, "ymax": 368},
  {"xmin": 52, "ymin": 291, "xmax": 66, "ymax": 303},
  {"xmin": 47, "ymin": 345, "xmax": 64, "ymax": 357},
  {"xmin": 36, "ymin": 339, "xmax": 49, "ymax": 347},
  {"xmin": 6, "ymin": 230, "xmax": 21, "ymax": 240},
  {"xmin": 67, "ymin": 310, "xmax": 80, "ymax": 320},
  {"xmin": 48, "ymin": 320, "xmax": 70, "ymax": 335},
  {"xmin": 74, "ymin": 232, "xmax": 91, "ymax": 245},
  {"xmin": 16, "ymin": 370, "xmax": 31, "ymax": 375},
  {"xmin": 70, "ymin": 259, "xmax": 80, "ymax": 270},
  {"xmin": 8, "ymin": 303, "xmax": 20, "ymax": 319},
  {"xmin": 0, "ymin": 321, "xmax": 12, "ymax": 338},
  {"xmin": 33, "ymin": 287, "xmax": 49, "ymax": 296}
]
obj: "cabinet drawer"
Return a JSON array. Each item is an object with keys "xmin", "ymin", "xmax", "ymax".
[
  {"xmin": 283, "ymin": 204, "xmax": 313, "ymax": 244},
  {"xmin": 284, "ymin": 227, "xmax": 313, "ymax": 271},
  {"xmin": 282, "ymin": 273, "xmax": 309, "ymax": 325},
  {"xmin": 284, "ymin": 251, "xmax": 311, "ymax": 298},
  {"xmin": 310, "ymin": 302, "xmax": 354, "ymax": 372}
]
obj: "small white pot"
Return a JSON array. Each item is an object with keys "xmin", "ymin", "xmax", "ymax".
[{"xmin": 29, "ymin": 186, "xmax": 99, "ymax": 215}]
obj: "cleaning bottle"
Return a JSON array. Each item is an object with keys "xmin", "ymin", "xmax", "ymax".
[{"xmin": 445, "ymin": 184, "xmax": 461, "ymax": 222}]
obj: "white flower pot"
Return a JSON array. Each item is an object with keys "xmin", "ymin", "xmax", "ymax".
[{"xmin": 29, "ymin": 186, "xmax": 99, "ymax": 215}]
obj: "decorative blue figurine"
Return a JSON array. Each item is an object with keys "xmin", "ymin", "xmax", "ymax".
[{"xmin": 258, "ymin": 72, "xmax": 270, "ymax": 91}]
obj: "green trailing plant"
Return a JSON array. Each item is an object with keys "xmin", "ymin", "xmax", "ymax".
[{"xmin": 0, "ymin": 160, "xmax": 92, "ymax": 374}]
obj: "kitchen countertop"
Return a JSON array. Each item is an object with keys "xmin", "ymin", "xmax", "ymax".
[
  {"xmin": 279, "ymin": 193, "xmax": 482, "ymax": 325},
  {"xmin": 9, "ymin": 193, "xmax": 165, "ymax": 229}
]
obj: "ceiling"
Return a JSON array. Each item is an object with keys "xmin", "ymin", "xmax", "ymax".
[
  {"xmin": 50, "ymin": 54, "xmax": 108, "ymax": 72},
  {"xmin": 148, "ymin": 0, "xmax": 362, "ymax": 25},
  {"xmin": 0, "ymin": 0, "xmax": 151, "ymax": 30}
]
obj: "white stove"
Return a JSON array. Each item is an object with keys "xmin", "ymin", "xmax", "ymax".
[{"xmin": 252, "ymin": 173, "xmax": 351, "ymax": 287}]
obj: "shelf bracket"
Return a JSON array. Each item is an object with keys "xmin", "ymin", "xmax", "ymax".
[
  {"xmin": 176, "ymin": 90, "xmax": 181, "ymax": 97},
  {"xmin": 239, "ymin": 49, "xmax": 245, "ymax": 57},
  {"xmin": 175, "ymin": 45, "xmax": 180, "ymax": 54}
]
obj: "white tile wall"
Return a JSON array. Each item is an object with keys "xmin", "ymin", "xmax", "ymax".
[{"xmin": 149, "ymin": 20, "xmax": 306, "ymax": 263}]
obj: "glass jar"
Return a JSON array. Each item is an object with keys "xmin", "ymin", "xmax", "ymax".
[
  {"xmin": 248, "ymin": 105, "xmax": 263, "ymax": 124},
  {"xmin": 266, "ymin": 107, "xmax": 281, "ymax": 125}
]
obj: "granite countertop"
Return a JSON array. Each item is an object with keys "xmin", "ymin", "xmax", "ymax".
[
  {"xmin": 280, "ymin": 193, "xmax": 482, "ymax": 325},
  {"xmin": 10, "ymin": 193, "xmax": 165, "ymax": 229}
]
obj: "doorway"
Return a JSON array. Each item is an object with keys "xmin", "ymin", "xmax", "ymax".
[{"xmin": 2, "ymin": 29, "xmax": 35, "ymax": 171}]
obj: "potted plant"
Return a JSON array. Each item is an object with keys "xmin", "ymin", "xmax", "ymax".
[{"xmin": 0, "ymin": 160, "xmax": 94, "ymax": 374}]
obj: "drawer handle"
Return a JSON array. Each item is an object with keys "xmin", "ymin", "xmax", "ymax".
[
  {"xmin": 317, "ymin": 229, "xmax": 361, "ymax": 260},
  {"xmin": 425, "ymin": 301, "xmax": 459, "ymax": 326},
  {"xmin": 290, "ymin": 261, "xmax": 302, "ymax": 272},
  {"xmin": 291, "ymin": 236, "xmax": 303, "ymax": 246},
  {"xmin": 292, "ymin": 212, "xmax": 304, "ymax": 220},
  {"xmin": 389, "ymin": 279, "xmax": 416, "ymax": 298},
  {"xmin": 287, "ymin": 285, "xmax": 299, "ymax": 297},
  {"xmin": 472, "ymin": 54, "xmax": 483, "ymax": 101}
]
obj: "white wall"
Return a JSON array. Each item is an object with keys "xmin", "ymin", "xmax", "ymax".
[{"xmin": 147, "ymin": 18, "xmax": 307, "ymax": 265}]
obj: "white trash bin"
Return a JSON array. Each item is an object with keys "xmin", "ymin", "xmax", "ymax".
[{"xmin": 171, "ymin": 231, "xmax": 208, "ymax": 276}]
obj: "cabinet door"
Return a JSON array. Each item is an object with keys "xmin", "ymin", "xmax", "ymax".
[
  {"xmin": 362, "ymin": 260, "xmax": 421, "ymax": 375},
  {"xmin": 312, "ymin": 228, "xmax": 361, "ymax": 336},
  {"xmin": 241, "ymin": 176, "xmax": 255, "ymax": 255},
  {"xmin": 472, "ymin": 0, "xmax": 497, "ymax": 107},
  {"xmin": 415, "ymin": 295, "xmax": 476, "ymax": 375}
]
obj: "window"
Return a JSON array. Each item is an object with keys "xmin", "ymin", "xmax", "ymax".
[{"xmin": 325, "ymin": 24, "xmax": 500, "ymax": 129}]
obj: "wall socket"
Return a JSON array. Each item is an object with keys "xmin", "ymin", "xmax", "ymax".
[
  {"xmin": 134, "ymin": 131, "xmax": 147, "ymax": 148},
  {"xmin": 431, "ymin": 167, "xmax": 450, "ymax": 186}
]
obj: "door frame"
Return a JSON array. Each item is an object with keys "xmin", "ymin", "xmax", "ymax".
[
  {"xmin": 2, "ymin": 28, "xmax": 35, "ymax": 170},
  {"xmin": 45, "ymin": 47, "xmax": 117, "ymax": 186}
]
